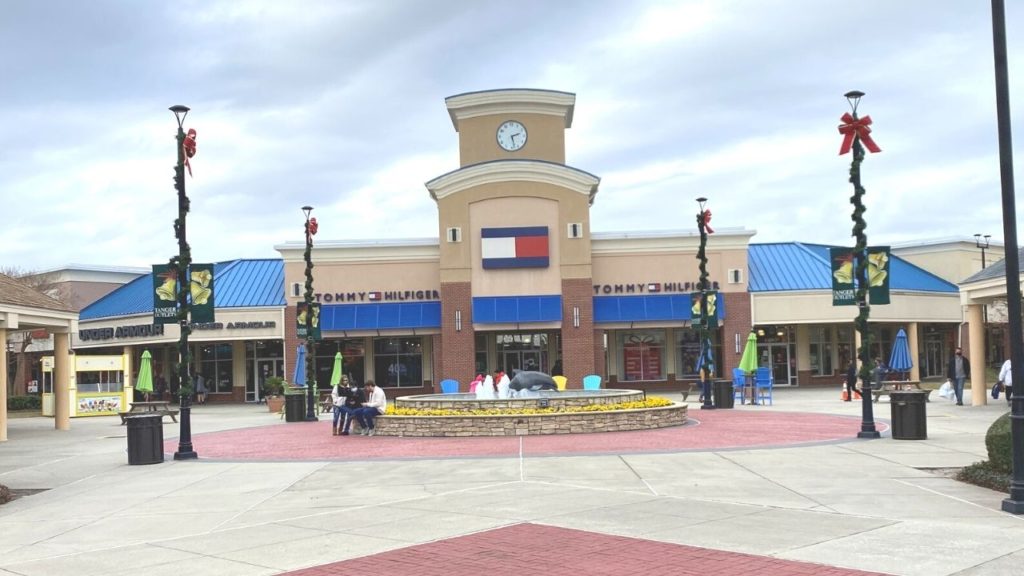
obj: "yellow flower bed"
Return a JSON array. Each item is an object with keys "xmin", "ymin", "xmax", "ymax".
[{"xmin": 386, "ymin": 396, "xmax": 673, "ymax": 417}]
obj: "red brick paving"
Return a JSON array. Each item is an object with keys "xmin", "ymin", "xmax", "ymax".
[
  {"xmin": 280, "ymin": 523, "xmax": 892, "ymax": 576},
  {"xmin": 166, "ymin": 410, "xmax": 887, "ymax": 461}
]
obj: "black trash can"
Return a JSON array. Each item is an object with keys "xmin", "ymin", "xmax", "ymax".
[
  {"xmin": 890, "ymin": 390, "xmax": 928, "ymax": 440},
  {"xmin": 285, "ymin": 393, "xmax": 305, "ymax": 422},
  {"xmin": 713, "ymin": 379, "xmax": 735, "ymax": 409},
  {"xmin": 126, "ymin": 414, "xmax": 164, "ymax": 465}
]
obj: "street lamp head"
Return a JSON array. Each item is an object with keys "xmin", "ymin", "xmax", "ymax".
[
  {"xmin": 302, "ymin": 205, "xmax": 313, "ymax": 220},
  {"xmin": 169, "ymin": 105, "xmax": 190, "ymax": 129},
  {"xmin": 696, "ymin": 196, "xmax": 708, "ymax": 211},
  {"xmin": 975, "ymin": 233, "xmax": 991, "ymax": 249},
  {"xmin": 844, "ymin": 90, "xmax": 865, "ymax": 115}
]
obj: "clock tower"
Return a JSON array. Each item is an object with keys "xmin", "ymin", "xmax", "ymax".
[{"xmin": 426, "ymin": 89, "xmax": 601, "ymax": 387}]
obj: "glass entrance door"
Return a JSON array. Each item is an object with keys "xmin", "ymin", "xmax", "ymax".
[
  {"xmin": 758, "ymin": 343, "xmax": 793, "ymax": 386},
  {"xmin": 924, "ymin": 336, "xmax": 944, "ymax": 378},
  {"xmin": 496, "ymin": 333, "xmax": 549, "ymax": 375},
  {"xmin": 249, "ymin": 359, "xmax": 283, "ymax": 402}
]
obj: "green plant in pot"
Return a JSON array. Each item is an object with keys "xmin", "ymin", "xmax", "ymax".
[{"xmin": 263, "ymin": 376, "xmax": 286, "ymax": 413}]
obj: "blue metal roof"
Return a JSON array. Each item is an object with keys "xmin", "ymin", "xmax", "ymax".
[
  {"xmin": 748, "ymin": 243, "xmax": 958, "ymax": 293},
  {"xmin": 472, "ymin": 295, "xmax": 562, "ymax": 323},
  {"xmin": 594, "ymin": 294, "xmax": 726, "ymax": 323},
  {"xmin": 320, "ymin": 302, "xmax": 441, "ymax": 331},
  {"xmin": 80, "ymin": 259, "xmax": 285, "ymax": 320}
]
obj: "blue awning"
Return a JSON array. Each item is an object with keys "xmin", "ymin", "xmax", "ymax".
[
  {"xmin": 593, "ymin": 294, "xmax": 726, "ymax": 323},
  {"xmin": 320, "ymin": 302, "xmax": 441, "ymax": 331},
  {"xmin": 472, "ymin": 295, "xmax": 562, "ymax": 323}
]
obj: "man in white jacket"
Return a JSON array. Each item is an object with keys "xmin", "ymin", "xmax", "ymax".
[
  {"xmin": 999, "ymin": 359, "xmax": 1012, "ymax": 406},
  {"xmin": 355, "ymin": 380, "xmax": 387, "ymax": 436}
]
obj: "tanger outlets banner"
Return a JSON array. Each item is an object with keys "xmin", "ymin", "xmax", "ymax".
[
  {"xmin": 689, "ymin": 291, "xmax": 718, "ymax": 329},
  {"xmin": 830, "ymin": 248, "xmax": 855, "ymax": 306},
  {"xmin": 296, "ymin": 302, "xmax": 321, "ymax": 340},
  {"xmin": 831, "ymin": 247, "xmax": 891, "ymax": 306},
  {"xmin": 152, "ymin": 264, "xmax": 179, "ymax": 324}
]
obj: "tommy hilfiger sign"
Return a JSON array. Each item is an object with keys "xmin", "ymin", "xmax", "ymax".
[
  {"xmin": 314, "ymin": 290, "xmax": 441, "ymax": 303},
  {"xmin": 593, "ymin": 281, "xmax": 721, "ymax": 295}
]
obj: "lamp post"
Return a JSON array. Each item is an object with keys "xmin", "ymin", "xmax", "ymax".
[
  {"xmin": 991, "ymin": 0, "xmax": 1024, "ymax": 515},
  {"xmin": 302, "ymin": 205, "xmax": 317, "ymax": 421},
  {"xmin": 170, "ymin": 104, "xmax": 197, "ymax": 460},
  {"xmin": 696, "ymin": 196, "xmax": 715, "ymax": 410},
  {"xmin": 974, "ymin": 234, "xmax": 991, "ymax": 268},
  {"xmin": 843, "ymin": 90, "xmax": 881, "ymax": 439}
]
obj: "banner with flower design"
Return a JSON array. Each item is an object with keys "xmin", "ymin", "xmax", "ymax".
[
  {"xmin": 689, "ymin": 291, "xmax": 718, "ymax": 329},
  {"xmin": 296, "ymin": 302, "xmax": 321, "ymax": 341},
  {"xmin": 866, "ymin": 247, "xmax": 890, "ymax": 305},
  {"xmin": 189, "ymin": 263, "xmax": 216, "ymax": 322},
  {"xmin": 152, "ymin": 264, "xmax": 179, "ymax": 324}
]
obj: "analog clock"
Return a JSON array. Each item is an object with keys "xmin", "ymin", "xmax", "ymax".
[{"xmin": 496, "ymin": 120, "xmax": 527, "ymax": 151}]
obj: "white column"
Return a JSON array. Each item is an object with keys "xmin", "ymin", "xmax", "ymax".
[
  {"xmin": 54, "ymin": 332, "xmax": 71, "ymax": 430},
  {"xmin": 907, "ymin": 322, "xmax": 920, "ymax": 382},
  {"xmin": 968, "ymin": 304, "xmax": 986, "ymax": 406},
  {"xmin": 0, "ymin": 327, "xmax": 8, "ymax": 442}
]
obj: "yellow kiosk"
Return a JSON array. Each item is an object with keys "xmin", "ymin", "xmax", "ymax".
[{"xmin": 41, "ymin": 354, "xmax": 132, "ymax": 417}]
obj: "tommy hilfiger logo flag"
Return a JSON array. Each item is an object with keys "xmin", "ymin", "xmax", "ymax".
[{"xmin": 481, "ymin": 226, "xmax": 549, "ymax": 269}]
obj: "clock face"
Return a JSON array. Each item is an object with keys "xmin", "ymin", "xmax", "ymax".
[{"xmin": 496, "ymin": 120, "xmax": 527, "ymax": 151}]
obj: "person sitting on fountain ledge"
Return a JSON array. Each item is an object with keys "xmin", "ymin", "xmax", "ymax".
[
  {"xmin": 332, "ymin": 376, "xmax": 364, "ymax": 436},
  {"xmin": 354, "ymin": 380, "xmax": 387, "ymax": 436}
]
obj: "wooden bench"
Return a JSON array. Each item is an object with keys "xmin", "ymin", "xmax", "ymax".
[
  {"xmin": 871, "ymin": 381, "xmax": 932, "ymax": 403},
  {"xmin": 119, "ymin": 401, "xmax": 180, "ymax": 424}
]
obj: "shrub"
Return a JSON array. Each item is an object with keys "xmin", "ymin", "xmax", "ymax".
[
  {"xmin": 262, "ymin": 376, "xmax": 285, "ymax": 397},
  {"xmin": 0, "ymin": 484, "xmax": 10, "ymax": 505},
  {"xmin": 7, "ymin": 396, "xmax": 41, "ymax": 410},
  {"xmin": 986, "ymin": 412, "xmax": 1013, "ymax": 473}
]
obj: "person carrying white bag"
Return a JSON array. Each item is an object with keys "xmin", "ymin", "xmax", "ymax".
[{"xmin": 998, "ymin": 358, "xmax": 1012, "ymax": 407}]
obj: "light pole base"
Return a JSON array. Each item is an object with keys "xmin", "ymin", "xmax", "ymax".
[
  {"xmin": 1002, "ymin": 498, "xmax": 1024, "ymax": 514},
  {"xmin": 857, "ymin": 430, "xmax": 881, "ymax": 439},
  {"xmin": 173, "ymin": 450, "xmax": 198, "ymax": 460}
]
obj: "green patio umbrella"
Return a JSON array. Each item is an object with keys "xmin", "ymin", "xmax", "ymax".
[
  {"xmin": 738, "ymin": 332, "xmax": 759, "ymax": 374},
  {"xmin": 329, "ymin": 352, "xmax": 344, "ymax": 388},
  {"xmin": 136, "ymin": 350, "xmax": 154, "ymax": 396}
]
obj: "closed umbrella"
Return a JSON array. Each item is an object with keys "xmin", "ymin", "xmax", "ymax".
[
  {"xmin": 739, "ymin": 332, "xmax": 759, "ymax": 374},
  {"xmin": 888, "ymin": 328, "xmax": 913, "ymax": 380},
  {"xmin": 293, "ymin": 344, "xmax": 307, "ymax": 386},
  {"xmin": 329, "ymin": 352, "xmax": 344, "ymax": 387},
  {"xmin": 136, "ymin": 350, "xmax": 154, "ymax": 399}
]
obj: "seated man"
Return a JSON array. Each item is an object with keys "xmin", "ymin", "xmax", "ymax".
[
  {"xmin": 354, "ymin": 380, "xmax": 387, "ymax": 436},
  {"xmin": 332, "ymin": 376, "xmax": 364, "ymax": 436}
]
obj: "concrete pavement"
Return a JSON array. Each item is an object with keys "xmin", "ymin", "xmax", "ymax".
[{"xmin": 0, "ymin": 387, "xmax": 1021, "ymax": 575}]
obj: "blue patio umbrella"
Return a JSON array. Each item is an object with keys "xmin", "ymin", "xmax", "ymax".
[
  {"xmin": 293, "ymin": 344, "xmax": 307, "ymax": 386},
  {"xmin": 888, "ymin": 328, "xmax": 913, "ymax": 379},
  {"xmin": 694, "ymin": 338, "xmax": 715, "ymax": 376}
]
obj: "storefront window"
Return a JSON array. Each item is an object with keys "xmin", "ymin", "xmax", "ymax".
[
  {"xmin": 836, "ymin": 326, "xmax": 854, "ymax": 371},
  {"xmin": 869, "ymin": 326, "xmax": 893, "ymax": 366},
  {"xmin": 809, "ymin": 327, "xmax": 833, "ymax": 376},
  {"xmin": 675, "ymin": 328, "xmax": 722, "ymax": 378},
  {"xmin": 316, "ymin": 339, "xmax": 366, "ymax": 386},
  {"xmin": 198, "ymin": 343, "xmax": 233, "ymax": 394},
  {"xmin": 620, "ymin": 330, "xmax": 665, "ymax": 381},
  {"xmin": 474, "ymin": 333, "xmax": 488, "ymax": 376},
  {"xmin": 374, "ymin": 337, "xmax": 423, "ymax": 387}
]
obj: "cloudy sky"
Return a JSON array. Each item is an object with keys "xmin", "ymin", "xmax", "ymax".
[{"xmin": 1, "ymin": 0, "xmax": 1021, "ymax": 272}]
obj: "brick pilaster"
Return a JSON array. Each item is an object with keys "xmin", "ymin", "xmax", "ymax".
[
  {"xmin": 721, "ymin": 291, "xmax": 752, "ymax": 377},
  {"xmin": 284, "ymin": 304, "xmax": 299, "ymax": 385},
  {"xmin": 440, "ymin": 282, "xmax": 475, "ymax": 390},
  {"xmin": 561, "ymin": 278, "xmax": 595, "ymax": 389}
]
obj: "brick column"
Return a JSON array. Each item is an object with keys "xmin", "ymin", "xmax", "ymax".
[
  {"xmin": 440, "ymin": 282, "xmax": 474, "ymax": 387},
  {"xmin": 283, "ymin": 304, "xmax": 299, "ymax": 385},
  {"xmin": 562, "ymin": 278, "xmax": 595, "ymax": 389},
  {"xmin": 431, "ymin": 334, "xmax": 444, "ymax": 391},
  {"xmin": 721, "ymin": 291, "xmax": 752, "ymax": 376}
]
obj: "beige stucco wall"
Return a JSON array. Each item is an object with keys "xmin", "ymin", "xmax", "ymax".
[
  {"xmin": 285, "ymin": 259, "xmax": 441, "ymax": 307},
  {"xmin": 894, "ymin": 242, "xmax": 1004, "ymax": 284},
  {"xmin": 752, "ymin": 292, "xmax": 962, "ymax": 324},
  {"xmin": 457, "ymin": 113, "xmax": 566, "ymax": 166}
]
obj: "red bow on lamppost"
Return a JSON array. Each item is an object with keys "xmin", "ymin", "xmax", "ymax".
[
  {"xmin": 306, "ymin": 217, "xmax": 318, "ymax": 242},
  {"xmin": 838, "ymin": 113, "xmax": 881, "ymax": 155},
  {"xmin": 183, "ymin": 128, "xmax": 198, "ymax": 176},
  {"xmin": 702, "ymin": 209, "xmax": 714, "ymax": 234}
]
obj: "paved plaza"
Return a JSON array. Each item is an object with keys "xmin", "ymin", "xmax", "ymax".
[{"xmin": 1, "ymin": 387, "xmax": 1022, "ymax": 575}]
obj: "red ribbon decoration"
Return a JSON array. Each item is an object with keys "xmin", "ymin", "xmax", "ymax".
[
  {"xmin": 306, "ymin": 217, "xmax": 319, "ymax": 242},
  {"xmin": 183, "ymin": 128, "xmax": 197, "ymax": 177},
  {"xmin": 838, "ymin": 113, "xmax": 881, "ymax": 155},
  {"xmin": 702, "ymin": 209, "xmax": 714, "ymax": 234}
]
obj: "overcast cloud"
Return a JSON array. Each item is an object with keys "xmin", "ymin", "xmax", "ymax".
[{"xmin": 1, "ymin": 0, "xmax": 1021, "ymax": 271}]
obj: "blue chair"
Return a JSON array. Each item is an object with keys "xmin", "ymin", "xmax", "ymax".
[
  {"xmin": 582, "ymin": 374, "xmax": 602, "ymax": 390},
  {"xmin": 754, "ymin": 367, "xmax": 773, "ymax": 405},
  {"xmin": 440, "ymin": 379, "xmax": 459, "ymax": 394},
  {"xmin": 732, "ymin": 368, "xmax": 747, "ymax": 404}
]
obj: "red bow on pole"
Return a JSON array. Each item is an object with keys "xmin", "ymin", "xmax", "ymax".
[
  {"xmin": 183, "ymin": 128, "xmax": 197, "ymax": 177},
  {"xmin": 702, "ymin": 210, "xmax": 714, "ymax": 234},
  {"xmin": 838, "ymin": 113, "xmax": 881, "ymax": 155},
  {"xmin": 306, "ymin": 217, "xmax": 318, "ymax": 242}
]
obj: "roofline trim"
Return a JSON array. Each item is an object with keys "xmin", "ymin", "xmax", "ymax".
[{"xmin": 425, "ymin": 159, "xmax": 599, "ymax": 202}]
